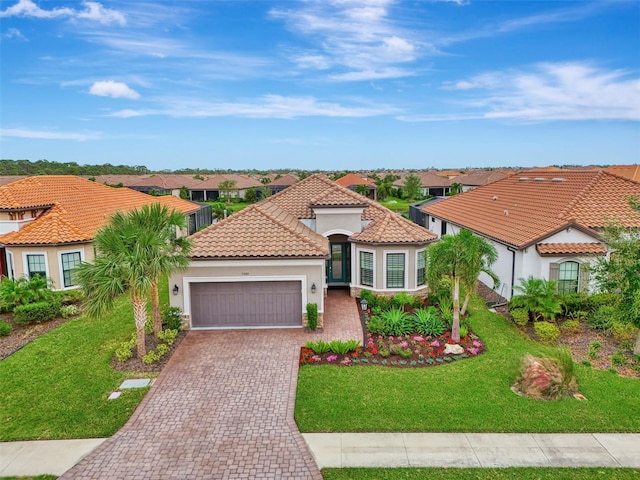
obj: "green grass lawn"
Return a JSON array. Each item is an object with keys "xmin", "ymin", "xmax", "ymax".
[
  {"xmin": 378, "ymin": 197, "xmax": 412, "ymax": 215},
  {"xmin": 322, "ymin": 468, "xmax": 640, "ymax": 480},
  {"xmin": 0, "ymin": 289, "xmax": 161, "ymax": 440},
  {"xmin": 295, "ymin": 299, "xmax": 640, "ymax": 433}
]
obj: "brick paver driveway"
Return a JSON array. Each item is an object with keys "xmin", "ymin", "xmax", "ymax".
[{"xmin": 63, "ymin": 290, "xmax": 362, "ymax": 479}]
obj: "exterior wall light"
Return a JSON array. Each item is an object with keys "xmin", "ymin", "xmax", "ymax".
[
  {"xmin": 311, "ymin": 283, "xmax": 317, "ymax": 294},
  {"xmin": 173, "ymin": 284, "xmax": 179, "ymax": 296}
]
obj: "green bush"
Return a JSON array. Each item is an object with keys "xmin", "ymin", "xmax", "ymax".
[
  {"xmin": 161, "ymin": 306, "xmax": 183, "ymax": 331},
  {"xmin": 157, "ymin": 328, "xmax": 178, "ymax": 346},
  {"xmin": 587, "ymin": 305, "xmax": 616, "ymax": 331},
  {"xmin": 611, "ymin": 350, "xmax": 627, "ymax": 366},
  {"xmin": 0, "ymin": 321, "xmax": 12, "ymax": 336},
  {"xmin": 590, "ymin": 292, "xmax": 620, "ymax": 309},
  {"xmin": 56, "ymin": 288, "xmax": 84, "ymax": 306},
  {"xmin": 115, "ymin": 334, "xmax": 136, "ymax": 362},
  {"xmin": 359, "ymin": 289, "xmax": 376, "ymax": 308},
  {"xmin": 413, "ymin": 307, "xmax": 445, "ymax": 336},
  {"xmin": 60, "ymin": 304, "xmax": 80, "ymax": 318},
  {"xmin": 510, "ymin": 308, "xmax": 529, "ymax": 326},
  {"xmin": 328, "ymin": 339, "xmax": 360, "ymax": 354},
  {"xmin": 366, "ymin": 316, "xmax": 386, "ymax": 335},
  {"xmin": 0, "ymin": 275, "xmax": 54, "ymax": 311},
  {"xmin": 611, "ymin": 321, "xmax": 637, "ymax": 342},
  {"xmin": 13, "ymin": 299, "xmax": 61, "ymax": 325},
  {"xmin": 381, "ymin": 308, "xmax": 412, "ymax": 336},
  {"xmin": 306, "ymin": 303, "xmax": 318, "ymax": 330},
  {"xmin": 459, "ymin": 324, "xmax": 469, "ymax": 338},
  {"xmin": 534, "ymin": 321, "xmax": 560, "ymax": 344},
  {"xmin": 438, "ymin": 295, "xmax": 453, "ymax": 326},
  {"xmin": 305, "ymin": 339, "xmax": 331, "ymax": 354},
  {"xmin": 391, "ymin": 292, "xmax": 413, "ymax": 310},
  {"xmin": 559, "ymin": 292, "xmax": 592, "ymax": 317},
  {"xmin": 560, "ymin": 319, "xmax": 580, "ymax": 334}
]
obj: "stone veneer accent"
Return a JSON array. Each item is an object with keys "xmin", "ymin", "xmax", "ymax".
[{"xmin": 350, "ymin": 286, "xmax": 429, "ymax": 299}]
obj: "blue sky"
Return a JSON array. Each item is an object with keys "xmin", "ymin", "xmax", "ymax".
[{"xmin": 1, "ymin": 0, "xmax": 639, "ymax": 171}]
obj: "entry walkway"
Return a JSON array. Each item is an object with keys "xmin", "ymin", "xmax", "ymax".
[{"xmin": 2, "ymin": 433, "xmax": 639, "ymax": 476}]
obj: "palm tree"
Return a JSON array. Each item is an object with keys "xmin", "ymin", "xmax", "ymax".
[
  {"xmin": 426, "ymin": 229, "xmax": 499, "ymax": 342},
  {"xmin": 76, "ymin": 204, "xmax": 191, "ymax": 357},
  {"xmin": 126, "ymin": 203, "xmax": 192, "ymax": 334}
]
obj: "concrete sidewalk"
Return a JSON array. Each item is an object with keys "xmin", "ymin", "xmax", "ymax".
[{"xmin": 2, "ymin": 433, "xmax": 639, "ymax": 476}]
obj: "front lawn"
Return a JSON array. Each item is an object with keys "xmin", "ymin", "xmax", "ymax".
[
  {"xmin": 378, "ymin": 197, "xmax": 411, "ymax": 215},
  {"xmin": 322, "ymin": 468, "xmax": 640, "ymax": 480},
  {"xmin": 0, "ymin": 292, "xmax": 151, "ymax": 441},
  {"xmin": 295, "ymin": 299, "xmax": 640, "ymax": 433}
]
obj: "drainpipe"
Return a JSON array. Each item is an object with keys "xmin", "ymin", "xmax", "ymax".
[{"xmin": 507, "ymin": 246, "xmax": 517, "ymax": 299}]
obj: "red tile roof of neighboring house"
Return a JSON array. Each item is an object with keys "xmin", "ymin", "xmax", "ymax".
[
  {"xmin": 453, "ymin": 170, "xmax": 510, "ymax": 186},
  {"xmin": 190, "ymin": 174, "xmax": 437, "ymax": 258},
  {"xmin": 394, "ymin": 171, "xmax": 451, "ymax": 188},
  {"xmin": 536, "ymin": 243, "xmax": 607, "ymax": 255},
  {"xmin": 196, "ymin": 174, "xmax": 262, "ymax": 190},
  {"xmin": 604, "ymin": 164, "xmax": 640, "ymax": 182},
  {"xmin": 266, "ymin": 174, "xmax": 299, "ymax": 187},
  {"xmin": 423, "ymin": 169, "xmax": 640, "ymax": 248},
  {"xmin": 0, "ymin": 176, "xmax": 201, "ymax": 246},
  {"xmin": 335, "ymin": 173, "xmax": 376, "ymax": 188}
]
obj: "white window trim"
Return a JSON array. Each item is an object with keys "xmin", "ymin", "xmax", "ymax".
[
  {"xmin": 22, "ymin": 251, "xmax": 49, "ymax": 280},
  {"xmin": 58, "ymin": 249, "xmax": 85, "ymax": 290},
  {"xmin": 6, "ymin": 250, "xmax": 15, "ymax": 279},
  {"xmin": 416, "ymin": 249, "xmax": 426, "ymax": 287},
  {"xmin": 383, "ymin": 250, "xmax": 409, "ymax": 291},
  {"xmin": 357, "ymin": 247, "xmax": 376, "ymax": 289}
]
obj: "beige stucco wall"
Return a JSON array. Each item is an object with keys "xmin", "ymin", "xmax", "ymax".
[
  {"xmin": 5, "ymin": 243, "xmax": 93, "ymax": 290},
  {"xmin": 169, "ymin": 258, "xmax": 326, "ymax": 327},
  {"xmin": 314, "ymin": 207, "xmax": 364, "ymax": 236}
]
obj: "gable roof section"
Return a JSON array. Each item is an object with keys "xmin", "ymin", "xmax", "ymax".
[
  {"xmin": 453, "ymin": 170, "xmax": 509, "ymax": 186},
  {"xmin": 350, "ymin": 209, "xmax": 436, "ymax": 245},
  {"xmin": 536, "ymin": 243, "xmax": 607, "ymax": 256},
  {"xmin": 335, "ymin": 173, "xmax": 376, "ymax": 188},
  {"xmin": 423, "ymin": 169, "xmax": 640, "ymax": 249},
  {"xmin": 0, "ymin": 176, "xmax": 201, "ymax": 246},
  {"xmin": 190, "ymin": 202, "xmax": 328, "ymax": 259},
  {"xmin": 266, "ymin": 174, "xmax": 299, "ymax": 187}
]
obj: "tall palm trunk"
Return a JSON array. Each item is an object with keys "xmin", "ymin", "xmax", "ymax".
[
  {"xmin": 452, "ymin": 276, "xmax": 461, "ymax": 342},
  {"xmin": 461, "ymin": 290, "xmax": 471, "ymax": 316},
  {"xmin": 132, "ymin": 292, "xmax": 148, "ymax": 358},
  {"xmin": 150, "ymin": 280, "xmax": 162, "ymax": 335}
]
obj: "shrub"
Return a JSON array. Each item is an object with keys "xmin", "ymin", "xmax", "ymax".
[
  {"xmin": 306, "ymin": 303, "xmax": 318, "ymax": 330},
  {"xmin": 359, "ymin": 289, "xmax": 376, "ymax": 309},
  {"xmin": 611, "ymin": 350, "xmax": 627, "ymax": 366},
  {"xmin": 0, "ymin": 275, "xmax": 54, "ymax": 311},
  {"xmin": 438, "ymin": 296, "xmax": 453, "ymax": 326},
  {"xmin": 115, "ymin": 334, "xmax": 136, "ymax": 362},
  {"xmin": 587, "ymin": 305, "xmax": 616, "ymax": 331},
  {"xmin": 534, "ymin": 321, "xmax": 560, "ymax": 344},
  {"xmin": 161, "ymin": 306, "xmax": 183, "ymax": 331},
  {"xmin": 413, "ymin": 307, "xmax": 445, "ymax": 336},
  {"xmin": 157, "ymin": 328, "xmax": 178, "ymax": 346},
  {"xmin": 560, "ymin": 319, "xmax": 580, "ymax": 334},
  {"xmin": 512, "ymin": 352, "xmax": 578, "ymax": 401},
  {"xmin": 459, "ymin": 324, "xmax": 468, "ymax": 338},
  {"xmin": 0, "ymin": 321, "xmax": 12, "ymax": 336},
  {"xmin": 590, "ymin": 292, "xmax": 620, "ymax": 309},
  {"xmin": 329, "ymin": 339, "xmax": 360, "ymax": 354},
  {"xmin": 391, "ymin": 292, "xmax": 413, "ymax": 310},
  {"xmin": 60, "ymin": 304, "xmax": 80, "ymax": 318},
  {"xmin": 305, "ymin": 339, "xmax": 331, "ymax": 354},
  {"xmin": 611, "ymin": 321, "xmax": 637, "ymax": 342},
  {"xmin": 13, "ymin": 299, "xmax": 61, "ymax": 325},
  {"xmin": 142, "ymin": 350, "xmax": 161, "ymax": 365},
  {"xmin": 56, "ymin": 288, "xmax": 84, "ymax": 306},
  {"xmin": 510, "ymin": 308, "xmax": 529, "ymax": 326},
  {"xmin": 144, "ymin": 317, "xmax": 154, "ymax": 335},
  {"xmin": 381, "ymin": 308, "xmax": 412, "ymax": 336},
  {"xmin": 559, "ymin": 292, "xmax": 592, "ymax": 318},
  {"xmin": 366, "ymin": 316, "xmax": 386, "ymax": 335}
]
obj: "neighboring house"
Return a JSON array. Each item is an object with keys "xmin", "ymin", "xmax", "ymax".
[
  {"xmin": 170, "ymin": 174, "xmax": 437, "ymax": 330},
  {"xmin": 394, "ymin": 172, "xmax": 451, "ymax": 197},
  {"xmin": 266, "ymin": 174, "xmax": 299, "ymax": 195},
  {"xmin": 452, "ymin": 170, "xmax": 510, "ymax": 192},
  {"xmin": 0, "ymin": 176, "xmax": 210, "ymax": 290},
  {"xmin": 422, "ymin": 169, "xmax": 640, "ymax": 300},
  {"xmin": 189, "ymin": 174, "xmax": 262, "ymax": 201},
  {"xmin": 604, "ymin": 164, "xmax": 640, "ymax": 182},
  {"xmin": 335, "ymin": 173, "xmax": 377, "ymax": 199}
]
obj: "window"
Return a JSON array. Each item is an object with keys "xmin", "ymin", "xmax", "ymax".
[
  {"xmin": 61, "ymin": 252, "xmax": 82, "ymax": 288},
  {"xmin": 6, "ymin": 251, "xmax": 14, "ymax": 279},
  {"xmin": 558, "ymin": 261, "xmax": 579, "ymax": 294},
  {"xmin": 360, "ymin": 251, "xmax": 373, "ymax": 287},
  {"xmin": 386, "ymin": 253, "xmax": 405, "ymax": 289},
  {"xmin": 417, "ymin": 251, "xmax": 426, "ymax": 286},
  {"xmin": 441, "ymin": 221, "xmax": 447, "ymax": 236},
  {"xmin": 26, "ymin": 254, "xmax": 46, "ymax": 279}
]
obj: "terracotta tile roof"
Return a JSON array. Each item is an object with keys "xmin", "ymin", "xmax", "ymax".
[
  {"xmin": 196, "ymin": 174, "xmax": 262, "ymax": 190},
  {"xmin": 423, "ymin": 169, "xmax": 640, "ymax": 248},
  {"xmin": 604, "ymin": 164, "xmax": 640, "ymax": 182},
  {"xmin": 190, "ymin": 202, "xmax": 329, "ymax": 259},
  {"xmin": 536, "ymin": 243, "xmax": 607, "ymax": 255},
  {"xmin": 350, "ymin": 210, "xmax": 437, "ymax": 245},
  {"xmin": 393, "ymin": 171, "xmax": 450, "ymax": 188},
  {"xmin": 0, "ymin": 176, "xmax": 201, "ymax": 246},
  {"xmin": 453, "ymin": 170, "xmax": 510, "ymax": 186},
  {"xmin": 266, "ymin": 174, "xmax": 299, "ymax": 187},
  {"xmin": 335, "ymin": 173, "xmax": 376, "ymax": 188},
  {"xmin": 128, "ymin": 174, "xmax": 201, "ymax": 189}
]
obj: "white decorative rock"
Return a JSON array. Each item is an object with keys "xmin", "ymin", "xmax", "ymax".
[{"xmin": 444, "ymin": 343, "xmax": 465, "ymax": 355}]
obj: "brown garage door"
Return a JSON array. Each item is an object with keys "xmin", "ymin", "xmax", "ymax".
[{"xmin": 190, "ymin": 281, "xmax": 302, "ymax": 328}]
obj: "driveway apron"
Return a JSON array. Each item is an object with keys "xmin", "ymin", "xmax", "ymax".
[{"xmin": 63, "ymin": 290, "xmax": 361, "ymax": 479}]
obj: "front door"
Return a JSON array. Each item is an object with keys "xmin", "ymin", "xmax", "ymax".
[{"xmin": 327, "ymin": 242, "xmax": 351, "ymax": 285}]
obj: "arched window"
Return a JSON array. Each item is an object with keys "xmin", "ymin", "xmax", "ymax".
[{"xmin": 558, "ymin": 261, "xmax": 580, "ymax": 294}]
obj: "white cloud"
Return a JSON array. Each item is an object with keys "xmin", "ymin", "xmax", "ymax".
[
  {"xmin": 2, "ymin": 27, "xmax": 27, "ymax": 41},
  {"xmin": 89, "ymin": 81, "xmax": 140, "ymax": 99},
  {"xmin": 0, "ymin": 0, "xmax": 125, "ymax": 26},
  {"xmin": 0, "ymin": 128, "xmax": 102, "ymax": 141},
  {"xmin": 329, "ymin": 67, "xmax": 413, "ymax": 81},
  {"xmin": 430, "ymin": 62, "xmax": 640, "ymax": 122},
  {"xmin": 106, "ymin": 94, "xmax": 400, "ymax": 119}
]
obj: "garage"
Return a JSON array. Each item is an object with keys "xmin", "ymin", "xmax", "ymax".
[{"xmin": 190, "ymin": 281, "xmax": 302, "ymax": 328}]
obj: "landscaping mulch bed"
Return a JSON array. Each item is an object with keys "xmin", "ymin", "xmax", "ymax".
[
  {"xmin": 110, "ymin": 330, "xmax": 187, "ymax": 373},
  {"xmin": 0, "ymin": 312, "xmax": 73, "ymax": 360}
]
